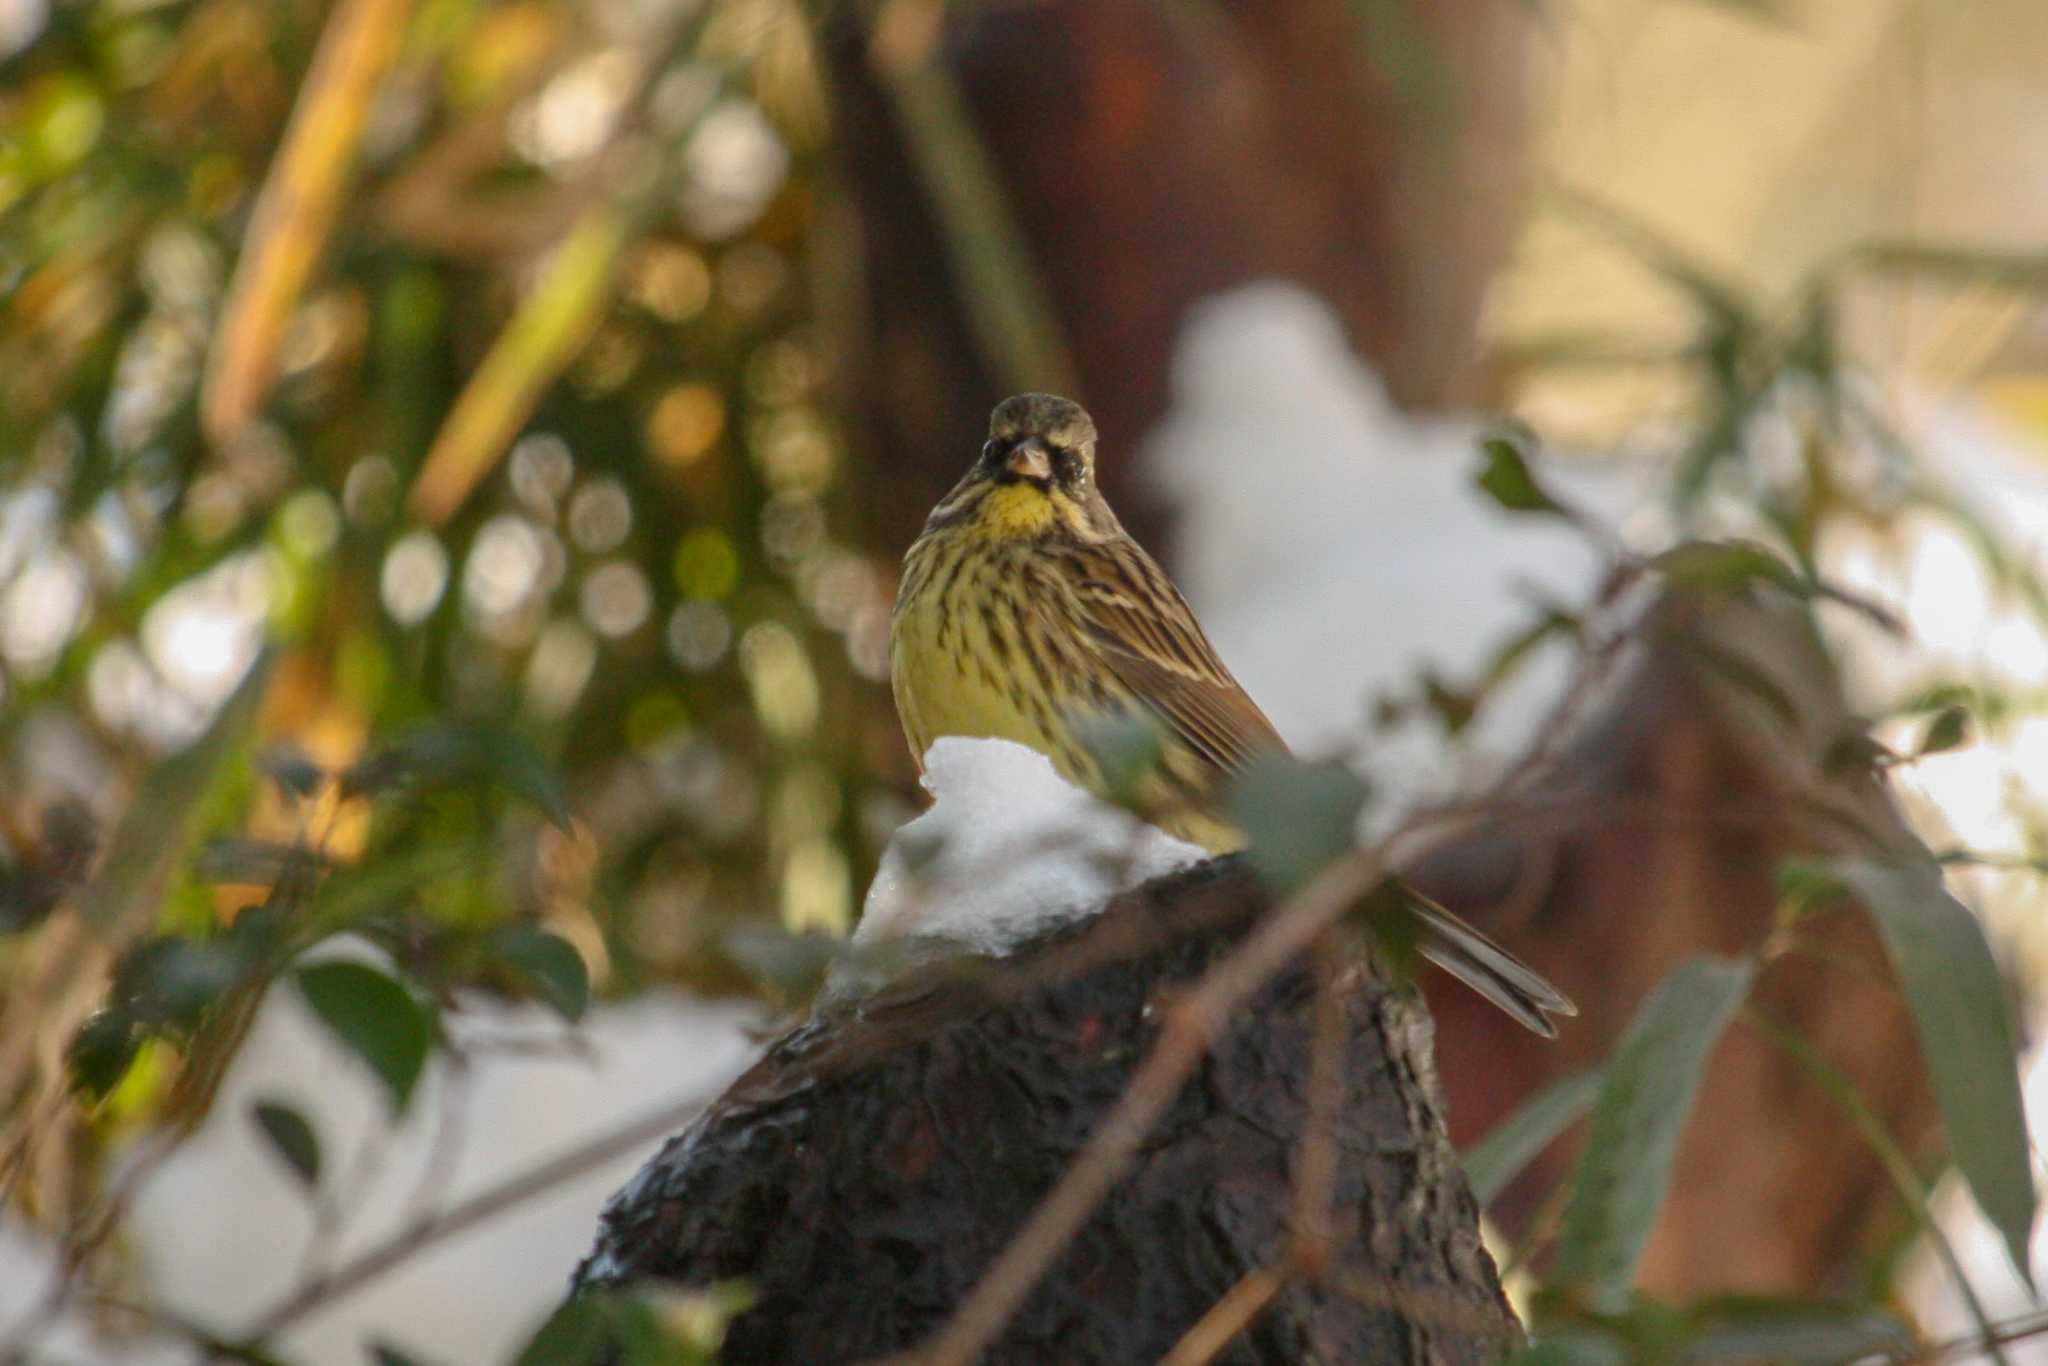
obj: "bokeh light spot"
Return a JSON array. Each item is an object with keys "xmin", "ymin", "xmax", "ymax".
[
  {"xmin": 672, "ymin": 526, "xmax": 739, "ymax": 600},
  {"xmin": 647, "ymin": 383, "xmax": 726, "ymax": 467},
  {"xmin": 381, "ymin": 530, "xmax": 449, "ymax": 625}
]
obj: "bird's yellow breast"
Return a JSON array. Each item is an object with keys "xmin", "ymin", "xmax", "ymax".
[
  {"xmin": 891, "ymin": 544, "xmax": 1090, "ymax": 782},
  {"xmin": 975, "ymin": 482, "xmax": 1064, "ymax": 537},
  {"xmin": 890, "ymin": 502, "xmax": 1251, "ymax": 854}
]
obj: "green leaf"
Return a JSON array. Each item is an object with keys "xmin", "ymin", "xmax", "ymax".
[
  {"xmin": 1773, "ymin": 860, "xmax": 1849, "ymax": 922},
  {"xmin": 1349, "ymin": 880, "xmax": 1424, "ymax": 980},
  {"xmin": 1074, "ymin": 711, "xmax": 1169, "ymax": 811},
  {"xmin": 492, "ymin": 926, "xmax": 591, "ymax": 1022},
  {"xmin": 1224, "ymin": 755, "xmax": 1370, "ymax": 895},
  {"xmin": 83, "ymin": 652, "xmax": 272, "ymax": 929},
  {"xmin": 1914, "ymin": 704, "xmax": 1969, "ymax": 758},
  {"xmin": 369, "ymin": 1344, "xmax": 444, "ymax": 1366},
  {"xmin": 295, "ymin": 961, "xmax": 433, "ymax": 1112},
  {"xmin": 1833, "ymin": 858, "xmax": 2037, "ymax": 1288},
  {"xmin": 257, "ymin": 743, "xmax": 326, "ymax": 801},
  {"xmin": 513, "ymin": 1294, "xmax": 702, "ymax": 1366},
  {"xmin": 1475, "ymin": 433, "xmax": 1568, "ymax": 516},
  {"xmin": 193, "ymin": 836, "xmax": 334, "ymax": 886},
  {"xmin": 67, "ymin": 1009, "xmax": 141, "ymax": 1098},
  {"xmin": 1553, "ymin": 957, "xmax": 1753, "ymax": 1309},
  {"xmin": 1420, "ymin": 669, "xmax": 1478, "ymax": 738},
  {"xmin": 1651, "ymin": 540, "xmax": 1806, "ymax": 599},
  {"xmin": 1821, "ymin": 732, "xmax": 1893, "ymax": 777},
  {"xmin": 110, "ymin": 935, "xmax": 247, "ymax": 1029},
  {"xmin": 1508, "ymin": 1334, "xmax": 1628, "ymax": 1366},
  {"xmin": 341, "ymin": 724, "xmax": 572, "ymax": 829},
  {"xmin": 1463, "ymin": 1069, "xmax": 1605, "ymax": 1204},
  {"xmin": 250, "ymin": 1098, "xmax": 321, "ymax": 1188},
  {"xmin": 1475, "ymin": 607, "xmax": 1583, "ymax": 697}
]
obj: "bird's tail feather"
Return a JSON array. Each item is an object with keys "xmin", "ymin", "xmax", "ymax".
[{"xmin": 1408, "ymin": 893, "xmax": 1576, "ymax": 1037}]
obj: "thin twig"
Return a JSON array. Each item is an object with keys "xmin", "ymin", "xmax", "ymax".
[
  {"xmin": 232, "ymin": 1083, "xmax": 727, "ymax": 1346},
  {"xmin": 892, "ymin": 846, "xmax": 1386, "ymax": 1366},
  {"xmin": 1147, "ymin": 928, "xmax": 1353, "ymax": 1366},
  {"xmin": 1287, "ymin": 929, "xmax": 1348, "ymax": 1277},
  {"xmin": 402, "ymin": 1050, "xmax": 474, "ymax": 1220},
  {"xmin": 1156, "ymin": 1267, "xmax": 1286, "ymax": 1366},
  {"xmin": 1908, "ymin": 1308, "xmax": 2048, "ymax": 1363}
]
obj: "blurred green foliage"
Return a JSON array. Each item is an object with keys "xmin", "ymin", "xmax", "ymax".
[{"xmin": 0, "ymin": 0, "xmax": 902, "ymax": 1341}]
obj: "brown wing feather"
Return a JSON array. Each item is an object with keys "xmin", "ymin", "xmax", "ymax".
[{"xmin": 1064, "ymin": 542, "xmax": 1286, "ymax": 777}]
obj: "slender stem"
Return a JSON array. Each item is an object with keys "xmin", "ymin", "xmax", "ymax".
[
  {"xmin": 1157, "ymin": 1267, "xmax": 1286, "ymax": 1366},
  {"xmin": 234, "ymin": 1084, "xmax": 724, "ymax": 1345},
  {"xmin": 1288, "ymin": 930, "xmax": 1348, "ymax": 1273}
]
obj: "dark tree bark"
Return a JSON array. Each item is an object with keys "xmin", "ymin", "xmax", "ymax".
[{"xmin": 575, "ymin": 862, "xmax": 1520, "ymax": 1364}]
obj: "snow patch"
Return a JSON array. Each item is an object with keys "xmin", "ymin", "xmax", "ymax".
[
  {"xmin": 116, "ymin": 991, "xmax": 763, "ymax": 1366},
  {"xmin": 852, "ymin": 737, "xmax": 1207, "ymax": 963},
  {"xmin": 1141, "ymin": 282, "xmax": 1644, "ymax": 798}
]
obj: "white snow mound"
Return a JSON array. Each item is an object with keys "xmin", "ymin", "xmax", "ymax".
[
  {"xmin": 854, "ymin": 736, "xmax": 1208, "ymax": 961},
  {"xmin": 1141, "ymin": 281, "xmax": 1641, "ymax": 792}
]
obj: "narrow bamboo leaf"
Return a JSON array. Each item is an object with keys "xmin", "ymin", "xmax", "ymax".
[
  {"xmin": 1509, "ymin": 1335, "xmax": 1627, "ymax": 1366},
  {"xmin": 249, "ymin": 1098, "xmax": 321, "ymax": 1188},
  {"xmin": 295, "ymin": 960, "xmax": 432, "ymax": 1112},
  {"xmin": 1463, "ymin": 1069, "xmax": 1604, "ymax": 1204},
  {"xmin": 200, "ymin": 0, "xmax": 415, "ymax": 445},
  {"xmin": 1552, "ymin": 957, "xmax": 1752, "ymax": 1308},
  {"xmin": 84, "ymin": 652, "xmax": 272, "ymax": 930},
  {"xmin": 1834, "ymin": 858, "xmax": 2037, "ymax": 1288},
  {"xmin": 1680, "ymin": 1299, "xmax": 1911, "ymax": 1363},
  {"xmin": 879, "ymin": 63, "xmax": 1073, "ymax": 398},
  {"xmin": 410, "ymin": 205, "xmax": 632, "ymax": 525}
]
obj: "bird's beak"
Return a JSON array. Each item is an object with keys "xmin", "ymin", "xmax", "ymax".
[{"xmin": 1003, "ymin": 438, "xmax": 1054, "ymax": 483}]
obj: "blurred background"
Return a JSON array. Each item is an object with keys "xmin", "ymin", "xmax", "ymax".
[{"xmin": 4, "ymin": 0, "xmax": 2048, "ymax": 1360}]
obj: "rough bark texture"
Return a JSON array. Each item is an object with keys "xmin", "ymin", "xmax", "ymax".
[{"xmin": 575, "ymin": 862, "xmax": 1520, "ymax": 1364}]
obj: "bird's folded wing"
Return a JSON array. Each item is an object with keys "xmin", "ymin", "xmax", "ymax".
[{"xmin": 1066, "ymin": 573, "xmax": 1285, "ymax": 778}]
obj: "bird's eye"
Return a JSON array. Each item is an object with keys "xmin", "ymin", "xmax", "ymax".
[{"xmin": 981, "ymin": 440, "xmax": 999, "ymax": 464}]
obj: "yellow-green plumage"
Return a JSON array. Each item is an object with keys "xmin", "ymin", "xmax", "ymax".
[
  {"xmin": 889, "ymin": 393, "xmax": 1575, "ymax": 1035},
  {"xmin": 891, "ymin": 395, "xmax": 1271, "ymax": 853}
]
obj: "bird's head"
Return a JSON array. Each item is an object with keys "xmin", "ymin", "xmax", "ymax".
[{"xmin": 941, "ymin": 394, "xmax": 1103, "ymax": 540}]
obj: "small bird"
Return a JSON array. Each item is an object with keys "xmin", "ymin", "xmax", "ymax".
[{"xmin": 890, "ymin": 393, "xmax": 1574, "ymax": 1035}]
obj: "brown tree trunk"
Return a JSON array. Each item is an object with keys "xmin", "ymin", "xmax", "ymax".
[
  {"xmin": 574, "ymin": 862, "xmax": 1520, "ymax": 1363},
  {"xmin": 1407, "ymin": 589, "xmax": 1938, "ymax": 1294},
  {"xmin": 826, "ymin": 0, "xmax": 1531, "ymax": 556}
]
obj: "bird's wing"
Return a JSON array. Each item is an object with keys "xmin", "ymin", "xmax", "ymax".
[{"xmin": 1065, "ymin": 544, "xmax": 1286, "ymax": 777}]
